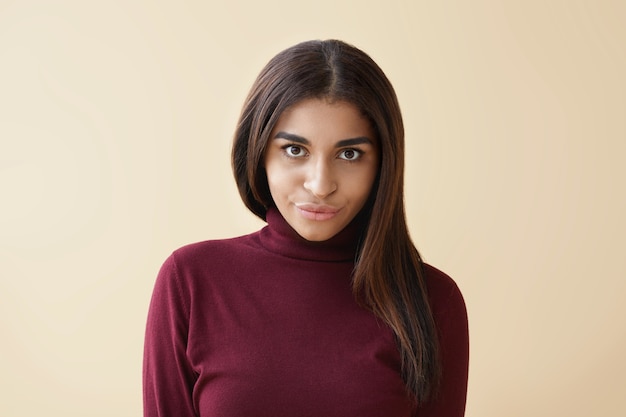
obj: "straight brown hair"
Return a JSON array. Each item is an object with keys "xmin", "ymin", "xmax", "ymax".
[{"xmin": 232, "ymin": 39, "xmax": 440, "ymax": 403}]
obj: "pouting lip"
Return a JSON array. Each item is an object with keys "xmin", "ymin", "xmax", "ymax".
[{"xmin": 294, "ymin": 203, "xmax": 341, "ymax": 214}]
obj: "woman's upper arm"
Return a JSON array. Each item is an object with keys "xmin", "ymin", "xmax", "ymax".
[
  {"xmin": 416, "ymin": 274, "xmax": 469, "ymax": 416},
  {"xmin": 143, "ymin": 254, "xmax": 198, "ymax": 417}
]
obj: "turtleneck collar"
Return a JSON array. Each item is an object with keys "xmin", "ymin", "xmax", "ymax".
[{"xmin": 258, "ymin": 207, "xmax": 367, "ymax": 262}]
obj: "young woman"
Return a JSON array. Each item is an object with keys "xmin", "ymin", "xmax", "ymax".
[{"xmin": 143, "ymin": 39, "xmax": 469, "ymax": 416}]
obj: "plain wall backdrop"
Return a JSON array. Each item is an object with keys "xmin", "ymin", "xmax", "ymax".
[{"xmin": 1, "ymin": 1, "xmax": 624, "ymax": 416}]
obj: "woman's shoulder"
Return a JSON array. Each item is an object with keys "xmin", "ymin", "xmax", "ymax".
[
  {"xmin": 156, "ymin": 230, "xmax": 265, "ymax": 279},
  {"xmin": 172, "ymin": 230, "xmax": 261, "ymax": 260},
  {"xmin": 152, "ymin": 230, "xmax": 266, "ymax": 297},
  {"xmin": 422, "ymin": 263, "xmax": 466, "ymax": 313}
]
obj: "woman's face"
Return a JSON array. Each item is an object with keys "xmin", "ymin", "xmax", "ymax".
[{"xmin": 264, "ymin": 98, "xmax": 379, "ymax": 241}]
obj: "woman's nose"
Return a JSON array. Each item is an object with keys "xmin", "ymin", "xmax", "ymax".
[{"xmin": 303, "ymin": 159, "xmax": 337, "ymax": 199}]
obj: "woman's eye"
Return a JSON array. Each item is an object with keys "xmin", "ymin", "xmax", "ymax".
[
  {"xmin": 285, "ymin": 145, "xmax": 305, "ymax": 157},
  {"xmin": 339, "ymin": 149, "xmax": 361, "ymax": 161}
]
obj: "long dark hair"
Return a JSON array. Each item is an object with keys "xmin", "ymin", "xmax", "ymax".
[{"xmin": 232, "ymin": 39, "xmax": 440, "ymax": 403}]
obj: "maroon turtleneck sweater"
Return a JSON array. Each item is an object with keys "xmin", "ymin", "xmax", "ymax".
[{"xmin": 143, "ymin": 208, "xmax": 469, "ymax": 416}]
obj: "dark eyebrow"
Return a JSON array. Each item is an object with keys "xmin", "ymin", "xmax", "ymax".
[
  {"xmin": 273, "ymin": 132, "xmax": 310, "ymax": 145},
  {"xmin": 273, "ymin": 132, "xmax": 373, "ymax": 148},
  {"xmin": 335, "ymin": 137, "xmax": 373, "ymax": 147}
]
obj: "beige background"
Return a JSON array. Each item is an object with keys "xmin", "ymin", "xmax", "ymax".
[{"xmin": 1, "ymin": 1, "xmax": 624, "ymax": 416}]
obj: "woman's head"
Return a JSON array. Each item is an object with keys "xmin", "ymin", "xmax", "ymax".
[
  {"xmin": 264, "ymin": 97, "xmax": 379, "ymax": 241},
  {"xmin": 233, "ymin": 39, "xmax": 405, "ymax": 235}
]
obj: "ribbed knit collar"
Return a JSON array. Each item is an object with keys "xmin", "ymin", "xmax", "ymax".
[{"xmin": 259, "ymin": 207, "xmax": 366, "ymax": 262}]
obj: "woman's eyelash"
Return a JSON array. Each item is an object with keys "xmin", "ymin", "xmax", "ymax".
[
  {"xmin": 279, "ymin": 144, "xmax": 364, "ymax": 161},
  {"xmin": 281, "ymin": 144, "xmax": 307, "ymax": 157},
  {"xmin": 339, "ymin": 148, "xmax": 363, "ymax": 161}
]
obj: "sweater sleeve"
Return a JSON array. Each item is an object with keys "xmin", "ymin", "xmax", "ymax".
[
  {"xmin": 143, "ymin": 253, "xmax": 198, "ymax": 417},
  {"xmin": 416, "ymin": 275, "xmax": 469, "ymax": 417}
]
